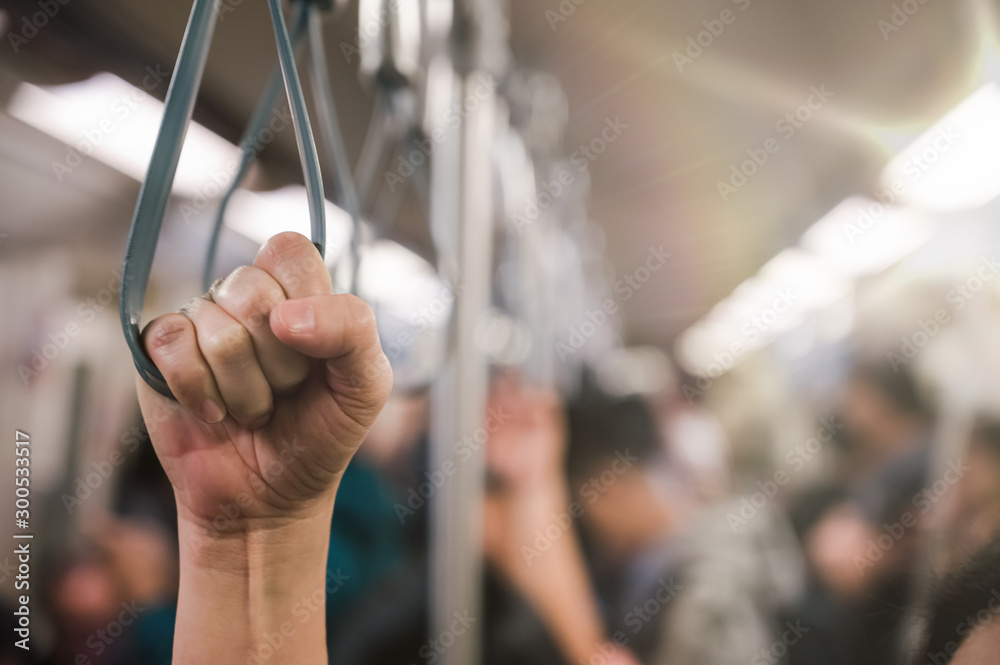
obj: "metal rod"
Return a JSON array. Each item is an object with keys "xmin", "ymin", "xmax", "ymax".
[
  {"xmin": 266, "ymin": 0, "xmax": 326, "ymax": 257},
  {"xmin": 202, "ymin": 0, "xmax": 310, "ymax": 292},
  {"xmin": 307, "ymin": 3, "xmax": 363, "ymax": 294},
  {"xmin": 428, "ymin": 69, "xmax": 495, "ymax": 665},
  {"xmin": 120, "ymin": 0, "xmax": 223, "ymax": 398}
]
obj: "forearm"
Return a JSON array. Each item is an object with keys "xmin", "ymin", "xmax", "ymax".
[
  {"xmin": 495, "ymin": 487, "xmax": 608, "ymax": 664},
  {"xmin": 526, "ymin": 525, "xmax": 609, "ymax": 663},
  {"xmin": 173, "ymin": 501, "xmax": 335, "ymax": 664}
]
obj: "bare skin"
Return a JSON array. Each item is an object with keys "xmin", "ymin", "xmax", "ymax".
[
  {"xmin": 136, "ymin": 232, "xmax": 392, "ymax": 664},
  {"xmin": 483, "ymin": 380, "xmax": 640, "ymax": 665},
  {"xmin": 951, "ymin": 619, "xmax": 1000, "ymax": 665}
]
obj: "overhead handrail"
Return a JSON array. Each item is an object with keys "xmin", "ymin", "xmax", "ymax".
[{"xmin": 120, "ymin": 0, "xmax": 325, "ymax": 398}]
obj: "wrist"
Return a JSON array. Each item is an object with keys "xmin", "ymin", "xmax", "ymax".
[
  {"xmin": 177, "ymin": 496, "xmax": 335, "ymax": 570},
  {"xmin": 173, "ymin": 501, "xmax": 336, "ymax": 664},
  {"xmin": 499, "ymin": 477, "xmax": 571, "ymax": 509}
]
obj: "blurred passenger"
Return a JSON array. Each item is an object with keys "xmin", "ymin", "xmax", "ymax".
[
  {"xmin": 652, "ymin": 384, "xmax": 732, "ymax": 503},
  {"xmin": 566, "ymin": 383, "xmax": 803, "ymax": 665},
  {"xmin": 326, "ymin": 565, "xmax": 575, "ymax": 665},
  {"xmin": 353, "ymin": 392, "xmax": 429, "ymax": 492},
  {"xmin": 327, "ymin": 377, "xmax": 638, "ymax": 665},
  {"xmin": 41, "ymin": 518, "xmax": 176, "ymax": 665},
  {"xmin": 42, "ymin": 557, "xmax": 125, "ymax": 664},
  {"xmin": 912, "ymin": 529, "xmax": 1000, "ymax": 665},
  {"xmin": 790, "ymin": 364, "xmax": 935, "ymax": 665},
  {"xmin": 936, "ymin": 420, "xmax": 1000, "ymax": 568},
  {"xmin": 483, "ymin": 377, "xmax": 640, "ymax": 665}
]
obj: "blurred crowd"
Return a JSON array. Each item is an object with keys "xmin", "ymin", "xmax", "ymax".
[{"xmin": 5, "ymin": 353, "xmax": 1000, "ymax": 665}]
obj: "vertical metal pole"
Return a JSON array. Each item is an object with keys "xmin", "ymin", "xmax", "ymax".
[
  {"xmin": 428, "ymin": 71, "xmax": 496, "ymax": 665},
  {"xmin": 425, "ymin": 0, "xmax": 507, "ymax": 659}
]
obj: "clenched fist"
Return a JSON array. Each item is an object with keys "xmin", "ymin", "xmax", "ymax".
[{"xmin": 134, "ymin": 232, "xmax": 392, "ymax": 664}]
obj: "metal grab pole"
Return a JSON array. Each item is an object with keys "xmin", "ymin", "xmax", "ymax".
[
  {"xmin": 428, "ymin": 71, "xmax": 496, "ymax": 665},
  {"xmin": 426, "ymin": 0, "xmax": 506, "ymax": 661}
]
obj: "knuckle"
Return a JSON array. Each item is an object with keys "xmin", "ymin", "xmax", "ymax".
[
  {"xmin": 165, "ymin": 365, "xmax": 212, "ymax": 403},
  {"xmin": 146, "ymin": 317, "xmax": 190, "ymax": 356},
  {"xmin": 250, "ymin": 301, "xmax": 281, "ymax": 329},
  {"xmin": 344, "ymin": 295, "xmax": 378, "ymax": 333},
  {"xmin": 231, "ymin": 394, "xmax": 273, "ymax": 424},
  {"xmin": 203, "ymin": 325, "xmax": 253, "ymax": 363},
  {"xmin": 232, "ymin": 290, "xmax": 281, "ymax": 330},
  {"xmin": 258, "ymin": 233, "xmax": 329, "ymax": 294},
  {"xmin": 292, "ymin": 256, "xmax": 326, "ymax": 284},
  {"xmin": 213, "ymin": 267, "xmax": 283, "ymax": 329},
  {"xmin": 269, "ymin": 361, "xmax": 310, "ymax": 394},
  {"xmin": 258, "ymin": 232, "xmax": 313, "ymax": 265},
  {"xmin": 208, "ymin": 267, "xmax": 247, "ymax": 300}
]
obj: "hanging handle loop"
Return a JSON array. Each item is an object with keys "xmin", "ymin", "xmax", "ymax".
[
  {"xmin": 120, "ymin": 0, "xmax": 326, "ymax": 399},
  {"xmin": 202, "ymin": 0, "xmax": 311, "ymax": 292}
]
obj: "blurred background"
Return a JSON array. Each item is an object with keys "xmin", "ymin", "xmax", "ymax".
[{"xmin": 3, "ymin": 0, "xmax": 1000, "ymax": 663}]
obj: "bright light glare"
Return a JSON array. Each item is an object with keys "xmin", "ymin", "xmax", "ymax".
[
  {"xmin": 881, "ymin": 83, "xmax": 1000, "ymax": 211},
  {"xmin": 357, "ymin": 239, "xmax": 452, "ymax": 389},
  {"xmin": 760, "ymin": 248, "xmax": 849, "ymax": 313},
  {"xmin": 8, "ymin": 73, "xmax": 240, "ymax": 197},
  {"xmin": 594, "ymin": 346, "xmax": 674, "ymax": 397},
  {"xmin": 675, "ymin": 57, "xmax": 1000, "ymax": 378},
  {"xmin": 358, "ymin": 239, "xmax": 439, "ymax": 305},
  {"xmin": 800, "ymin": 197, "xmax": 934, "ymax": 276},
  {"xmin": 226, "ymin": 186, "xmax": 352, "ymax": 264},
  {"xmin": 676, "ymin": 249, "xmax": 852, "ymax": 375}
]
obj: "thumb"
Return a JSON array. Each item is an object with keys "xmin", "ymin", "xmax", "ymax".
[{"xmin": 270, "ymin": 294, "xmax": 393, "ymax": 415}]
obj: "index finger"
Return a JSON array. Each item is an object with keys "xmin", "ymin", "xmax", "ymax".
[{"xmin": 253, "ymin": 231, "xmax": 334, "ymax": 299}]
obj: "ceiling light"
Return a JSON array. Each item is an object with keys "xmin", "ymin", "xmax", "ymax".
[
  {"xmin": 881, "ymin": 83, "xmax": 1000, "ymax": 212},
  {"xmin": 7, "ymin": 72, "xmax": 240, "ymax": 197},
  {"xmin": 800, "ymin": 197, "xmax": 934, "ymax": 276}
]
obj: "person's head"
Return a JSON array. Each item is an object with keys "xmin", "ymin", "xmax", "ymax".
[
  {"xmin": 842, "ymin": 363, "xmax": 932, "ymax": 459},
  {"xmin": 937, "ymin": 420, "xmax": 1000, "ymax": 562},
  {"xmin": 914, "ymin": 530, "xmax": 1000, "ymax": 665},
  {"xmin": 565, "ymin": 389, "xmax": 675, "ymax": 562}
]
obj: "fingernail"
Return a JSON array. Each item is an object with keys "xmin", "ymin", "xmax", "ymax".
[
  {"xmin": 281, "ymin": 302, "xmax": 315, "ymax": 333},
  {"xmin": 202, "ymin": 399, "xmax": 225, "ymax": 424}
]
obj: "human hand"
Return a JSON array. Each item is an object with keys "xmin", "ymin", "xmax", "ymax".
[
  {"xmin": 135, "ymin": 232, "xmax": 392, "ymax": 664},
  {"xmin": 136, "ymin": 232, "xmax": 392, "ymax": 536},
  {"xmin": 483, "ymin": 377, "xmax": 569, "ymax": 565},
  {"xmin": 481, "ymin": 379, "xmax": 624, "ymax": 665},
  {"xmin": 485, "ymin": 375, "xmax": 566, "ymax": 494}
]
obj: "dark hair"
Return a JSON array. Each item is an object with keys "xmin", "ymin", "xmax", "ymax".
[
  {"xmin": 851, "ymin": 363, "xmax": 932, "ymax": 420},
  {"xmin": 564, "ymin": 384, "xmax": 661, "ymax": 484},
  {"xmin": 914, "ymin": 531, "xmax": 1000, "ymax": 664},
  {"xmin": 970, "ymin": 420, "xmax": 1000, "ymax": 457}
]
